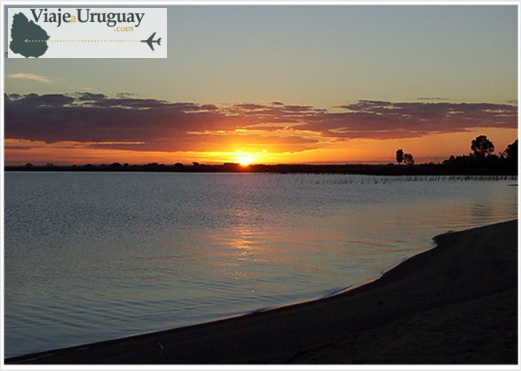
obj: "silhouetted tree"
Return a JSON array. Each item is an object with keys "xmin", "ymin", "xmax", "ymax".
[
  {"xmin": 504, "ymin": 139, "xmax": 518, "ymax": 160},
  {"xmin": 501, "ymin": 139, "xmax": 518, "ymax": 169},
  {"xmin": 396, "ymin": 149, "xmax": 404, "ymax": 164},
  {"xmin": 403, "ymin": 153, "xmax": 415, "ymax": 165},
  {"xmin": 471, "ymin": 135, "xmax": 495, "ymax": 158}
]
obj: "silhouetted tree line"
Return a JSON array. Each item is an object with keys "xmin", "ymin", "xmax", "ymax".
[
  {"xmin": 442, "ymin": 135, "xmax": 517, "ymax": 169},
  {"xmin": 9, "ymin": 161, "xmax": 516, "ymax": 176}
]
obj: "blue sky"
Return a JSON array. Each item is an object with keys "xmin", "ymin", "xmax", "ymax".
[{"xmin": 6, "ymin": 5, "xmax": 518, "ymax": 105}]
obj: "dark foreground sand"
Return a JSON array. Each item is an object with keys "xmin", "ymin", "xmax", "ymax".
[{"xmin": 6, "ymin": 220, "xmax": 518, "ymax": 365}]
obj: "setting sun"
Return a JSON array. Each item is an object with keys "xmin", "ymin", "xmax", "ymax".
[
  {"xmin": 232, "ymin": 150, "xmax": 260, "ymax": 166},
  {"xmin": 238, "ymin": 155, "xmax": 256, "ymax": 166}
]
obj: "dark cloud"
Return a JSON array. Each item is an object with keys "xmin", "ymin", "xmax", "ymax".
[
  {"xmin": 284, "ymin": 105, "xmax": 315, "ymax": 112},
  {"xmin": 116, "ymin": 92, "xmax": 136, "ymax": 98},
  {"xmin": 5, "ymin": 94, "xmax": 249, "ymax": 150},
  {"xmin": 87, "ymin": 97, "xmax": 169, "ymax": 108},
  {"xmin": 200, "ymin": 104, "xmax": 219, "ymax": 111},
  {"xmin": 302, "ymin": 100, "xmax": 517, "ymax": 139},
  {"xmin": 77, "ymin": 93, "xmax": 106, "ymax": 101},
  {"xmin": 233, "ymin": 103, "xmax": 266, "ymax": 110},
  {"xmin": 9, "ymin": 93, "xmax": 75, "ymax": 107},
  {"xmin": 5, "ymin": 94, "xmax": 518, "ymax": 154},
  {"xmin": 6, "ymin": 93, "xmax": 21, "ymax": 99}
]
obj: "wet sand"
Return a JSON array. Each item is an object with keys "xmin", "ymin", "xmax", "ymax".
[{"xmin": 6, "ymin": 220, "xmax": 518, "ymax": 365}]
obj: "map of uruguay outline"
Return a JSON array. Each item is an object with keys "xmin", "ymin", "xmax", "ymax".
[{"xmin": 10, "ymin": 12, "xmax": 50, "ymax": 58}]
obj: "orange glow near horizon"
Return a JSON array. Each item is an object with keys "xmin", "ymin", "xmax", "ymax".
[{"xmin": 4, "ymin": 128, "xmax": 518, "ymax": 166}]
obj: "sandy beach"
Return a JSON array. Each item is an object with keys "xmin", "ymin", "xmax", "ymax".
[{"xmin": 6, "ymin": 219, "xmax": 518, "ymax": 365}]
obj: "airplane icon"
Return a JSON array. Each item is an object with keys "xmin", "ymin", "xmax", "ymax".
[{"xmin": 141, "ymin": 32, "xmax": 162, "ymax": 51}]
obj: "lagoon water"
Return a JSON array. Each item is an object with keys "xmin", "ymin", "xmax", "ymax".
[{"xmin": 4, "ymin": 172, "xmax": 518, "ymax": 357}]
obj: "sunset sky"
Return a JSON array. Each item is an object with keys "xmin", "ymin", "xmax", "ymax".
[{"xmin": 4, "ymin": 4, "xmax": 518, "ymax": 165}]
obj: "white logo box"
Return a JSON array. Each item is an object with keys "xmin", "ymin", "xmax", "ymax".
[{"xmin": 7, "ymin": 7, "xmax": 167, "ymax": 58}]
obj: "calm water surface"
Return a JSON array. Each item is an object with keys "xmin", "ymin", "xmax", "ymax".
[{"xmin": 4, "ymin": 172, "xmax": 517, "ymax": 357}]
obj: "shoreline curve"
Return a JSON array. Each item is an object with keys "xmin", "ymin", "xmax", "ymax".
[{"xmin": 6, "ymin": 219, "xmax": 518, "ymax": 365}]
